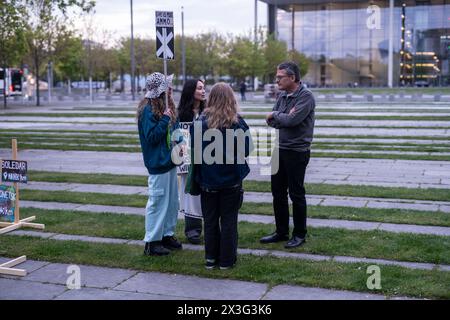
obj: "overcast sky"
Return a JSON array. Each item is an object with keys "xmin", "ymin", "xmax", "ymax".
[{"xmin": 75, "ymin": 0, "xmax": 268, "ymax": 41}]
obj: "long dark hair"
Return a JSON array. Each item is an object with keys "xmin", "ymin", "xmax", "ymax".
[{"xmin": 178, "ymin": 79, "xmax": 205, "ymax": 122}]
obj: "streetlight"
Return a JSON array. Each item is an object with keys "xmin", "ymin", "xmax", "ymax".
[
  {"xmin": 182, "ymin": 6, "xmax": 186, "ymax": 87},
  {"xmin": 130, "ymin": 0, "xmax": 136, "ymax": 101}
]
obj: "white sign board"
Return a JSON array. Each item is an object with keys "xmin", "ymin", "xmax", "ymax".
[
  {"xmin": 155, "ymin": 11, "xmax": 174, "ymax": 60},
  {"xmin": 177, "ymin": 122, "xmax": 192, "ymax": 175}
]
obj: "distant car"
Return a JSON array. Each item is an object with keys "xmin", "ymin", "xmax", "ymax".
[{"xmin": 414, "ymin": 81, "xmax": 429, "ymax": 87}]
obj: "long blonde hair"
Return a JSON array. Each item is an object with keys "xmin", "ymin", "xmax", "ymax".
[
  {"xmin": 204, "ymin": 82, "xmax": 239, "ymax": 129},
  {"xmin": 136, "ymin": 93, "xmax": 177, "ymax": 124}
]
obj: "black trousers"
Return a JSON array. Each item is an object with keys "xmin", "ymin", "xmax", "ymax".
[
  {"xmin": 271, "ymin": 149, "xmax": 310, "ymax": 238},
  {"xmin": 200, "ymin": 186, "xmax": 242, "ymax": 267}
]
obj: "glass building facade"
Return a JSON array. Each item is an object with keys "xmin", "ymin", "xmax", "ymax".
[{"xmin": 261, "ymin": 0, "xmax": 450, "ymax": 87}]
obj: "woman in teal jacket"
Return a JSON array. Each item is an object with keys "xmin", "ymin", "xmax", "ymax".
[{"xmin": 137, "ymin": 72, "xmax": 183, "ymax": 256}]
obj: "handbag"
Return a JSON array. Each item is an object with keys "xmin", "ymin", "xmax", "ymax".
[{"xmin": 184, "ymin": 146, "xmax": 201, "ymax": 196}]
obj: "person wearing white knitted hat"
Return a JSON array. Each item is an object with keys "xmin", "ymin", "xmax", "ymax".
[{"xmin": 137, "ymin": 72, "xmax": 183, "ymax": 256}]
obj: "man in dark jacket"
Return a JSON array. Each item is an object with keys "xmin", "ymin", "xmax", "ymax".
[{"xmin": 260, "ymin": 61, "xmax": 315, "ymax": 248}]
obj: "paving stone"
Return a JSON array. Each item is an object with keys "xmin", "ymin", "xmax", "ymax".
[
  {"xmin": 115, "ymin": 272, "xmax": 268, "ymax": 300},
  {"xmin": 0, "ymin": 278, "xmax": 67, "ymax": 300},
  {"xmin": 263, "ymin": 284, "xmax": 390, "ymax": 300},
  {"xmin": 69, "ymin": 185, "xmax": 145, "ymax": 195},
  {"xmin": 366, "ymin": 202, "xmax": 439, "ymax": 212},
  {"xmin": 74, "ymin": 204, "xmax": 143, "ymax": 215},
  {"xmin": 332, "ymin": 256, "xmax": 436, "ymax": 271},
  {"xmin": 55, "ymin": 287, "xmax": 188, "ymax": 300},
  {"xmin": 0, "ymin": 257, "xmax": 49, "ymax": 278},
  {"xmin": 238, "ymin": 248, "xmax": 270, "ymax": 256},
  {"xmin": 21, "ymin": 200, "xmax": 81, "ymax": 211},
  {"xmin": 22, "ymin": 182, "xmax": 74, "ymax": 191},
  {"xmin": 52, "ymin": 234, "xmax": 128, "ymax": 244},
  {"xmin": 378, "ymin": 223, "xmax": 450, "ymax": 236},
  {"xmin": 419, "ymin": 183, "xmax": 450, "ymax": 189},
  {"xmin": 126, "ymin": 240, "xmax": 145, "ymax": 246},
  {"xmin": 9, "ymin": 230, "xmax": 56, "ymax": 239},
  {"xmin": 25, "ymin": 263, "xmax": 138, "ymax": 289},
  {"xmin": 320, "ymin": 199, "xmax": 368, "ymax": 208},
  {"xmin": 439, "ymin": 265, "xmax": 450, "ymax": 272},
  {"xmin": 270, "ymin": 251, "xmax": 331, "ymax": 262},
  {"xmin": 309, "ymin": 218, "xmax": 380, "ymax": 231},
  {"xmin": 239, "ymin": 214, "xmax": 274, "ymax": 224}
]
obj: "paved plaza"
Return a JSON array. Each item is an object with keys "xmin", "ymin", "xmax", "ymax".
[{"xmin": 1, "ymin": 99, "xmax": 449, "ymax": 300}]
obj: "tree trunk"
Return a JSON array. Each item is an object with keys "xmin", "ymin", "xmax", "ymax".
[
  {"xmin": 3, "ymin": 65, "xmax": 7, "ymax": 109},
  {"xmin": 35, "ymin": 49, "xmax": 40, "ymax": 106},
  {"xmin": 120, "ymin": 69, "xmax": 124, "ymax": 93}
]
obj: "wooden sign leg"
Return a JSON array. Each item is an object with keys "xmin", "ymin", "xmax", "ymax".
[
  {"xmin": 12, "ymin": 139, "xmax": 20, "ymax": 224},
  {"xmin": 0, "ymin": 256, "xmax": 27, "ymax": 277}
]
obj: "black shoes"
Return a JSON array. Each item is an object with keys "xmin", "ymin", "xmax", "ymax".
[
  {"xmin": 284, "ymin": 236, "xmax": 306, "ymax": 249},
  {"xmin": 259, "ymin": 232, "xmax": 289, "ymax": 244},
  {"xmin": 144, "ymin": 241, "xmax": 170, "ymax": 256},
  {"xmin": 162, "ymin": 236, "xmax": 183, "ymax": 250},
  {"xmin": 205, "ymin": 259, "xmax": 218, "ymax": 270},
  {"xmin": 144, "ymin": 236, "xmax": 183, "ymax": 256}
]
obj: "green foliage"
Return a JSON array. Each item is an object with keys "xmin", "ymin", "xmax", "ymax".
[
  {"xmin": 0, "ymin": 0, "xmax": 27, "ymax": 68},
  {"xmin": 289, "ymin": 49, "xmax": 309, "ymax": 78},
  {"xmin": 3, "ymin": 0, "xmax": 312, "ymax": 89},
  {"xmin": 263, "ymin": 34, "xmax": 288, "ymax": 82},
  {"xmin": 54, "ymin": 31, "xmax": 84, "ymax": 80}
]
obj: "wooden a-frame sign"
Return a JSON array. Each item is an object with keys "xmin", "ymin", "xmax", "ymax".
[{"xmin": 0, "ymin": 138, "xmax": 45, "ymax": 276}]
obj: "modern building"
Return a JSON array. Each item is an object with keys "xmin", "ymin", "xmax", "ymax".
[{"xmin": 260, "ymin": 0, "xmax": 449, "ymax": 87}]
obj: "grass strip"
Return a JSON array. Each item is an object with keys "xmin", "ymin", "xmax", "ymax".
[
  {"xmin": 3, "ymin": 142, "xmax": 449, "ymax": 160},
  {"xmin": 244, "ymin": 114, "xmax": 450, "ymax": 121},
  {"xmin": 240, "ymin": 204, "xmax": 450, "ymax": 227},
  {"xmin": 14, "ymin": 208, "xmax": 450, "ymax": 266},
  {"xmin": 27, "ymin": 171, "xmax": 450, "ymax": 202},
  {"xmin": 1, "ymin": 235, "xmax": 449, "ymax": 299},
  {"xmin": 3, "ymin": 113, "xmax": 135, "ymax": 118},
  {"xmin": 17, "ymin": 187, "xmax": 450, "ymax": 227}
]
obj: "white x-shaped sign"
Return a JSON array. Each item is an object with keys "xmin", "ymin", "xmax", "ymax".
[{"xmin": 156, "ymin": 28, "xmax": 174, "ymax": 59}]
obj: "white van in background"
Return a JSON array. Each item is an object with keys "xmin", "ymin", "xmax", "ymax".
[{"xmin": 0, "ymin": 68, "xmax": 23, "ymax": 96}]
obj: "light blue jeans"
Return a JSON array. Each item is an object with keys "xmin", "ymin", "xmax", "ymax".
[{"xmin": 144, "ymin": 167, "xmax": 179, "ymax": 242}]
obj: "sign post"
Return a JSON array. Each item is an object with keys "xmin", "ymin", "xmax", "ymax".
[
  {"xmin": 156, "ymin": 11, "xmax": 174, "ymax": 109},
  {"xmin": 0, "ymin": 138, "xmax": 45, "ymax": 277}
]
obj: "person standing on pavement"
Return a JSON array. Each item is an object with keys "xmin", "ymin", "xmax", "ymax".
[
  {"xmin": 177, "ymin": 79, "xmax": 206, "ymax": 244},
  {"xmin": 137, "ymin": 72, "xmax": 183, "ymax": 256},
  {"xmin": 239, "ymin": 81, "xmax": 247, "ymax": 101},
  {"xmin": 191, "ymin": 82, "xmax": 253, "ymax": 270},
  {"xmin": 260, "ymin": 61, "xmax": 315, "ymax": 249}
]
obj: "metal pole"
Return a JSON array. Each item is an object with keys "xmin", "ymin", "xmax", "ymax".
[
  {"xmin": 48, "ymin": 61, "xmax": 51, "ymax": 103},
  {"xmin": 182, "ymin": 6, "xmax": 186, "ymax": 86},
  {"xmin": 254, "ymin": 0, "xmax": 258, "ymax": 91},
  {"xmin": 388, "ymin": 0, "xmax": 394, "ymax": 88},
  {"xmin": 130, "ymin": 0, "xmax": 136, "ymax": 101},
  {"xmin": 164, "ymin": 59, "xmax": 169, "ymax": 110}
]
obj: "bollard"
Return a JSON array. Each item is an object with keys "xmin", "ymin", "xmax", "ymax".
[
  {"xmin": 388, "ymin": 94, "xmax": 395, "ymax": 102},
  {"xmin": 365, "ymin": 94, "xmax": 373, "ymax": 102},
  {"xmin": 434, "ymin": 94, "xmax": 441, "ymax": 102},
  {"xmin": 346, "ymin": 93, "xmax": 352, "ymax": 102}
]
